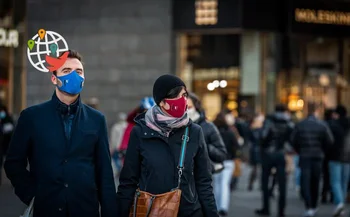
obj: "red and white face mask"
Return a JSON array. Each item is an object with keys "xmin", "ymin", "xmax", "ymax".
[{"xmin": 163, "ymin": 96, "xmax": 187, "ymax": 118}]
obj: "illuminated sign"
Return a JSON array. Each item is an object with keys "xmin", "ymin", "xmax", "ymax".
[
  {"xmin": 295, "ymin": 8, "xmax": 350, "ymax": 26},
  {"xmin": 195, "ymin": 0, "xmax": 218, "ymax": 25},
  {"xmin": 0, "ymin": 28, "xmax": 18, "ymax": 48}
]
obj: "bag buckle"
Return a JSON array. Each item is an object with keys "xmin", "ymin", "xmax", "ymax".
[{"xmin": 182, "ymin": 135, "xmax": 189, "ymax": 142}]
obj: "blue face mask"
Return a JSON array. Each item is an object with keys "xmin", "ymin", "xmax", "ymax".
[
  {"xmin": 56, "ymin": 70, "xmax": 84, "ymax": 95},
  {"xmin": 0, "ymin": 111, "xmax": 5, "ymax": 119}
]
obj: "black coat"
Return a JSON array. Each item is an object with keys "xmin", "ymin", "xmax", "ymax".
[
  {"xmin": 4, "ymin": 93, "xmax": 117, "ymax": 217},
  {"xmin": 291, "ymin": 115, "xmax": 334, "ymax": 159},
  {"xmin": 116, "ymin": 113, "xmax": 218, "ymax": 217},
  {"xmin": 217, "ymin": 126, "xmax": 239, "ymax": 160},
  {"xmin": 195, "ymin": 115, "xmax": 227, "ymax": 163},
  {"xmin": 261, "ymin": 112, "xmax": 294, "ymax": 153}
]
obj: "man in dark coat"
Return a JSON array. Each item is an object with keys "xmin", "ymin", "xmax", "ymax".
[
  {"xmin": 4, "ymin": 50, "xmax": 117, "ymax": 217},
  {"xmin": 291, "ymin": 103, "xmax": 334, "ymax": 217},
  {"xmin": 255, "ymin": 104, "xmax": 294, "ymax": 217}
]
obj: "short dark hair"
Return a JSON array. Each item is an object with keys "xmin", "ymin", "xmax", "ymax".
[
  {"xmin": 53, "ymin": 49, "xmax": 83, "ymax": 76},
  {"xmin": 165, "ymin": 86, "xmax": 186, "ymax": 99},
  {"xmin": 275, "ymin": 104, "xmax": 287, "ymax": 112},
  {"xmin": 213, "ymin": 110, "xmax": 230, "ymax": 129},
  {"xmin": 188, "ymin": 92, "xmax": 204, "ymax": 113},
  {"xmin": 307, "ymin": 103, "xmax": 320, "ymax": 115},
  {"xmin": 335, "ymin": 105, "xmax": 347, "ymax": 117}
]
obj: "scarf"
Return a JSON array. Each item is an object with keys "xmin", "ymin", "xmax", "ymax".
[{"xmin": 145, "ymin": 105, "xmax": 189, "ymax": 137}]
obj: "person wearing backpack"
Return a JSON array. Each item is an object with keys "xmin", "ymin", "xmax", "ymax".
[{"xmin": 255, "ymin": 104, "xmax": 294, "ymax": 217}]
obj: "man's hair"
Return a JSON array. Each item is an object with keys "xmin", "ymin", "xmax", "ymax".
[
  {"xmin": 307, "ymin": 103, "xmax": 320, "ymax": 115},
  {"xmin": 335, "ymin": 105, "xmax": 347, "ymax": 117},
  {"xmin": 188, "ymin": 92, "xmax": 204, "ymax": 113},
  {"xmin": 275, "ymin": 104, "xmax": 287, "ymax": 112},
  {"xmin": 53, "ymin": 49, "xmax": 83, "ymax": 76}
]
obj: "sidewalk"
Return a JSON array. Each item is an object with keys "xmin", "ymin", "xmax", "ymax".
[{"xmin": 0, "ymin": 165, "xmax": 347, "ymax": 217}]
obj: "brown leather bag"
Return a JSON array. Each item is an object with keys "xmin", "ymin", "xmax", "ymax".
[{"xmin": 129, "ymin": 127, "xmax": 189, "ymax": 217}]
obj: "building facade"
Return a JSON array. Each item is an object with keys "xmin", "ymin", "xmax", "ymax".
[
  {"xmin": 173, "ymin": 0, "xmax": 350, "ymax": 120},
  {"xmin": 25, "ymin": 0, "xmax": 173, "ymax": 127},
  {"xmin": 2, "ymin": 0, "xmax": 350, "ymax": 128}
]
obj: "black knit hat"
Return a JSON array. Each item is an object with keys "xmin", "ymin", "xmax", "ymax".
[{"xmin": 153, "ymin": 74, "xmax": 186, "ymax": 105}]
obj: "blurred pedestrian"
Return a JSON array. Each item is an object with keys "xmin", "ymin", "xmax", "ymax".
[
  {"xmin": 0, "ymin": 104, "xmax": 14, "ymax": 186},
  {"xmin": 116, "ymin": 74, "xmax": 218, "ymax": 217},
  {"xmin": 255, "ymin": 104, "xmax": 294, "ymax": 217},
  {"xmin": 86, "ymin": 97, "xmax": 99, "ymax": 109},
  {"xmin": 247, "ymin": 113, "xmax": 264, "ymax": 191},
  {"xmin": 213, "ymin": 110, "xmax": 240, "ymax": 216},
  {"xmin": 322, "ymin": 108, "xmax": 335, "ymax": 204},
  {"xmin": 4, "ymin": 50, "xmax": 117, "ymax": 217},
  {"xmin": 187, "ymin": 92, "xmax": 227, "ymax": 174},
  {"xmin": 327, "ymin": 105, "xmax": 350, "ymax": 216},
  {"xmin": 110, "ymin": 112, "xmax": 127, "ymax": 177},
  {"xmin": 291, "ymin": 103, "xmax": 334, "ymax": 217},
  {"xmin": 113, "ymin": 97, "xmax": 155, "ymax": 174}
]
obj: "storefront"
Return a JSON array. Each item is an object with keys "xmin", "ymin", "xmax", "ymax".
[
  {"xmin": 0, "ymin": 0, "xmax": 26, "ymax": 117},
  {"xmin": 173, "ymin": 0, "xmax": 350, "ymax": 119}
]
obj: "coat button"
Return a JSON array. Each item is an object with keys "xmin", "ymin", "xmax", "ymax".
[
  {"xmin": 64, "ymin": 159, "xmax": 68, "ymax": 163},
  {"xmin": 58, "ymin": 208, "xmax": 63, "ymax": 211},
  {"xmin": 144, "ymin": 132, "xmax": 147, "ymax": 135},
  {"xmin": 64, "ymin": 183, "xmax": 68, "ymax": 188},
  {"xmin": 151, "ymin": 133, "xmax": 154, "ymax": 135}
]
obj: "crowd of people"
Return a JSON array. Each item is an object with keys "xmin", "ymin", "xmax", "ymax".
[{"xmin": 0, "ymin": 50, "xmax": 350, "ymax": 217}]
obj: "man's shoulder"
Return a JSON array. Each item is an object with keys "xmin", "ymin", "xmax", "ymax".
[
  {"xmin": 81, "ymin": 103, "xmax": 105, "ymax": 119},
  {"xmin": 21, "ymin": 100, "xmax": 52, "ymax": 116}
]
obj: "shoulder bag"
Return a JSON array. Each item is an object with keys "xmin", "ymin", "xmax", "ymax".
[{"xmin": 129, "ymin": 127, "xmax": 189, "ymax": 217}]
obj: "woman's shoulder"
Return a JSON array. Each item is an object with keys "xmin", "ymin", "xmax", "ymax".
[{"xmin": 188, "ymin": 122, "xmax": 202, "ymax": 134}]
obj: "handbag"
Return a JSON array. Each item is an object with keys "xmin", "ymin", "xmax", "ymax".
[
  {"xmin": 129, "ymin": 127, "xmax": 189, "ymax": 217},
  {"xmin": 20, "ymin": 198, "xmax": 34, "ymax": 217}
]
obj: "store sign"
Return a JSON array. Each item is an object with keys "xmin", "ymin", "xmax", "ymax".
[
  {"xmin": 193, "ymin": 67, "xmax": 240, "ymax": 80},
  {"xmin": 295, "ymin": 8, "xmax": 350, "ymax": 26},
  {"xmin": 290, "ymin": 0, "xmax": 350, "ymax": 36},
  {"xmin": 0, "ymin": 28, "xmax": 19, "ymax": 48},
  {"xmin": 195, "ymin": 0, "xmax": 218, "ymax": 25}
]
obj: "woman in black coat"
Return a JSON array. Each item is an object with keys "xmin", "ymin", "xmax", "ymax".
[
  {"xmin": 116, "ymin": 74, "xmax": 218, "ymax": 217},
  {"xmin": 187, "ymin": 92, "xmax": 227, "ymax": 174}
]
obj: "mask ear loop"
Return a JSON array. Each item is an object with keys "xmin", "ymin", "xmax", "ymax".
[{"xmin": 53, "ymin": 74, "xmax": 64, "ymax": 88}]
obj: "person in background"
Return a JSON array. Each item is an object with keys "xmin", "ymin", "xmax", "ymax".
[
  {"xmin": 291, "ymin": 103, "xmax": 334, "ymax": 217},
  {"xmin": 0, "ymin": 104, "xmax": 14, "ymax": 186},
  {"xmin": 213, "ymin": 110, "xmax": 240, "ymax": 216},
  {"xmin": 322, "ymin": 109, "xmax": 335, "ymax": 204},
  {"xmin": 327, "ymin": 105, "xmax": 350, "ymax": 216},
  {"xmin": 116, "ymin": 74, "xmax": 218, "ymax": 217},
  {"xmin": 86, "ymin": 97, "xmax": 99, "ymax": 109},
  {"xmin": 0, "ymin": 115, "xmax": 3, "ymax": 186},
  {"xmin": 187, "ymin": 92, "xmax": 227, "ymax": 174},
  {"xmin": 226, "ymin": 112, "xmax": 242, "ymax": 191},
  {"xmin": 4, "ymin": 50, "xmax": 117, "ymax": 217},
  {"xmin": 118, "ymin": 97, "xmax": 155, "ymax": 153},
  {"xmin": 255, "ymin": 104, "xmax": 294, "ymax": 217},
  {"xmin": 109, "ymin": 112, "xmax": 127, "ymax": 177},
  {"xmin": 247, "ymin": 113, "xmax": 265, "ymax": 191}
]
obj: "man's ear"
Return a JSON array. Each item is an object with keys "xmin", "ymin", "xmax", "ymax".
[{"xmin": 51, "ymin": 74, "xmax": 57, "ymax": 85}]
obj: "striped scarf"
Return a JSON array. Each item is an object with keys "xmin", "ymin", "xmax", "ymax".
[{"xmin": 145, "ymin": 105, "xmax": 189, "ymax": 137}]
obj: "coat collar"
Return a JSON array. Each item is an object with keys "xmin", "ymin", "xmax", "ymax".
[
  {"xmin": 134, "ymin": 112, "xmax": 192, "ymax": 140},
  {"xmin": 51, "ymin": 91, "xmax": 81, "ymax": 115}
]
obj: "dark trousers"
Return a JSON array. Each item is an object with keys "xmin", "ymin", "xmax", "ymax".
[
  {"xmin": 261, "ymin": 152, "xmax": 286, "ymax": 214},
  {"xmin": 300, "ymin": 158, "xmax": 323, "ymax": 209},
  {"xmin": 322, "ymin": 158, "xmax": 332, "ymax": 200}
]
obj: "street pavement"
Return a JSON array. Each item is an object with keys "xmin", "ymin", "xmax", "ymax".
[{"xmin": 0, "ymin": 163, "xmax": 348, "ymax": 217}]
